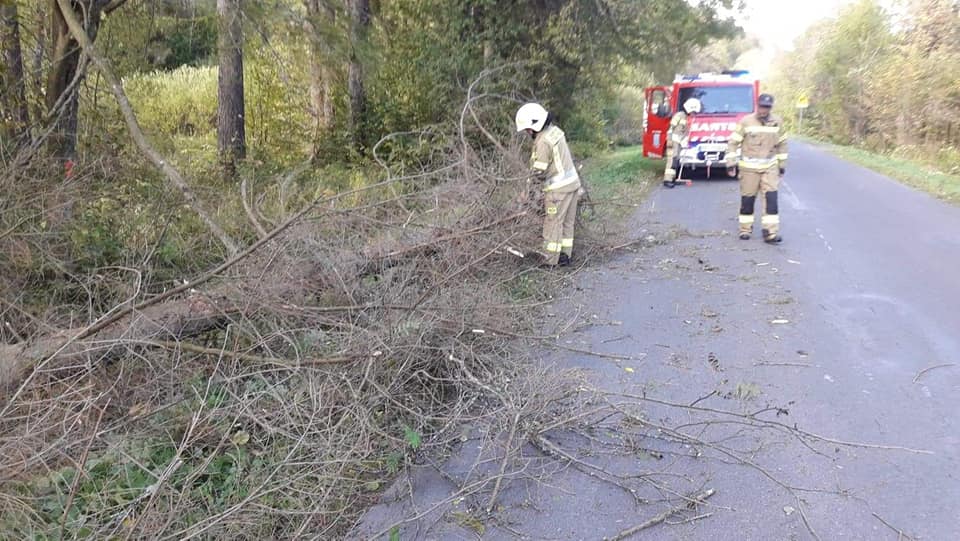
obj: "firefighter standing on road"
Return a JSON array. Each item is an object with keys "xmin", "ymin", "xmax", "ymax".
[
  {"xmin": 515, "ymin": 103, "xmax": 582, "ymax": 267},
  {"xmin": 726, "ymin": 93, "xmax": 788, "ymax": 243},
  {"xmin": 663, "ymin": 98, "xmax": 702, "ymax": 188}
]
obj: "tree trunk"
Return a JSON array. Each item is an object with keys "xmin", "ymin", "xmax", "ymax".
[
  {"xmin": 46, "ymin": 1, "xmax": 95, "ymax": 160},
  {"xmin": 46, "ymin": 0, "xmax": 80, "ymax": 160},
  {"xmin": 31, "ymin": 3, "xmax": 46, "ymax": 128},
  {"xmin": 0, "ymin": 1, "xmax": 30, "ymax": 143},
  {"xmin": 304, "ymin": 0, "xmax": 335, "ymax": 154},
  {"xmin": 217, "ymin": 0, "xmax": 246, "ymax": 181},
  {"xmin": 44, "ymin": 0, "xmax": 123, "ymax": 160},
  {"xmin": 347, "ymin": 0, "xmax": 369, "ymax": 150}
]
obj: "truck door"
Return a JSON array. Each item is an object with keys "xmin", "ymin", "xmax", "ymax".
[{"xmin": 642, "ymin": 86, "xmax": 672, "ymax": 158}]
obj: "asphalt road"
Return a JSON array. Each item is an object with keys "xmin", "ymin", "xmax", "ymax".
[{"xmin": 354, "ymin": 141, "xmax": 960, "ymax": 540}]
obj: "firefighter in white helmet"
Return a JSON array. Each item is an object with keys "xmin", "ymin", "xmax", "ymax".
[
  {"xmin": 663, "ymin": 98, "xmax": 701, "ymax": 188},
  {"xmin": 725, "ymin": 93, "xmax": 788, "ymax": 243},
  {"xmin": 515, "ymin": 102, "xmax": 582, "ymax": 267}
]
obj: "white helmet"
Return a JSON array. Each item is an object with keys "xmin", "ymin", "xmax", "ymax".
[
  {"xmin": 683, "ymin": 98, "xmax": 702, "ymax": 114},
  {"xmin": 515, "ymin": 102, "xmax": 549, "ymax": 132}
]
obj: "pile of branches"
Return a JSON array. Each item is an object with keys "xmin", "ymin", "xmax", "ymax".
[{"xmin": 0, "ymin": 56, "xmax": 612, "ymax": 538}]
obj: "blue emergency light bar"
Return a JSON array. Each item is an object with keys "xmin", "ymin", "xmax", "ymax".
[{"xmin": 674, "ymin": 70, "xmax": 752, "ymax": 82}]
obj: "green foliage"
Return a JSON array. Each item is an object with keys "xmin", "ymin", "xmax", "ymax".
[
  {"xmin": 124, "ymin": 66, "xmax": 218, "ymax": 137},
  {"xmin": 100, "ymin": 7, "xmax": 218, "ymax": 76},
  {"xmin": 579, "ymin": 146, "xmax": 661, "ymax": 220},
  {"xmin": 685, "ymin": 34, "xmax": 758, "ymax": 74},
  {"xmin": 243, "ymin": 42, "xmax": 313, "ymax": 165},
  {"xmin": 604, "ymin": 85, "xmax": 648, "ymax": 147},
  {"xmin": 120, "ymin": 54, "xmax": 311, "ymax": 168},
  {"xmin": 365, "ymin": 0, "xmax": 740, "ymax": 149},
  {"xmin": 64, "ymin": 169, "xmax": 183, "ymax": 271},
  {"xmin": 402, "ymin": 424, "xmax": 422, "ymax": 450},
  {"xmin": 583, "ymin": 146, "xmax": 662, "ymax": 189},
  {"xmin": 160, "ymin": 15, "xmax": 218, "ymax": 69},
  {"xmin": 4, "ymin": 433, "xmax": 253, "ymax": 537},
  {"xmin": 769, "ymin": 0, "xmax": 960, "ymax": 161},
  {"xmin": 808, "ymin": 0, "xmax": 891, "ymax": 142}
]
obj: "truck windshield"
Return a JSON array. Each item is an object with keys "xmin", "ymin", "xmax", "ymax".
[{"xmin": 679, "ymin": 85, "xmax": 755, "ymax": 115}]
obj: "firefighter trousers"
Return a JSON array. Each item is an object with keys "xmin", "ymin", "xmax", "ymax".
[
  {"xmin": 738, "ymin": 168, "xmax": 781, "ymax": 238},
  {"xmin": 543, "ymin": 188, "xmax": 580, "ymax": 265},
  {"xmin": 663, "ymin": 144, "xmax": 681, "ymax": 181}
]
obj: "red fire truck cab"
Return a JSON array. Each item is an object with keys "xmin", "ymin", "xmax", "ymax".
[{"xmin": 642, "ymin": 70, "xmax": 760, "ymax": 177}]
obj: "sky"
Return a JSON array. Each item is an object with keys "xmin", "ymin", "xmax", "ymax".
[
  {"xmin": 737, "ymin": 0, "xmax": 852, "ymax": 80},
  {"xmin": 733, "ymin": 0, "xmax": 902, "ymax": 78},
  {"xmin": 737, "ymin": 0, "xmax": 855, "ymax": 52},
  {"xmin": 734, "ymin": 0, "xmax": 855, "ymax": 78}
]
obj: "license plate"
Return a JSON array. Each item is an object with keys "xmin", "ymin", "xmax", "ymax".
[{"xmin": 698, "ymin": 143, "xmax": 726, "ymax": 152}]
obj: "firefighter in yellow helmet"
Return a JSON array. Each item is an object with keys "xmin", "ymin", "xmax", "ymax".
[
  {"xmin": 663, "ymin": 98, "xmax": 702, "ymax": 188},
  {"xmin": 726, "ymin": 93, "xmax": 788, "ymax": 243},
  {"xmin": 515, "ymin": 103, "xmax": 582, "ymax": 267}
]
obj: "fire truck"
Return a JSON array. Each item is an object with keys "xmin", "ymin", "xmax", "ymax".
[{"xmin": 642, "ymin": 70, "xmax": 761, "ymax": 177}]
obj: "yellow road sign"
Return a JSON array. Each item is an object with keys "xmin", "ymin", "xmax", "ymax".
[{"xmin": 796, "ymin": 94, "xmax": 810, "ymax": 109}]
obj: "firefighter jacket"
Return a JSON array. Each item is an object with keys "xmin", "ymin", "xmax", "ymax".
[
  {"xmin": 725, "ymin": 113, "xmax": 788, "ymax": 172},
  {"xmin": 531, "ymin": 125, "xmax": 581, "ymax": 193},
  {"xmin": 667, "ymin": 111, "xmax": 689, "ymax": 147}
]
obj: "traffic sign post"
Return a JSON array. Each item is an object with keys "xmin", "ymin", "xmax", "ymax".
[{"xmin": 796, "ymin": 94, "xmax": 809, "ymax": 130}]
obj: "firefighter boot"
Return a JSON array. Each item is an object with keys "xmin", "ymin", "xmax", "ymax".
[
  {"xmin": 761, "ymin": 191, "xmax": 781, "ymax": 243},
  {"xmin": 558, "ymin": 253, "xmax": 571, "ymax": 267},
  {"xmin": 738, "ymin": 195, "xmax": 756, "ymax": 240}
]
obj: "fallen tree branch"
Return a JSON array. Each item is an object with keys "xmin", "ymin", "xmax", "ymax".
[
  {"xmin": 604, "ymin": 488, "xmax": 715, "ymax": 540},
  {"xmin": 610, "ymin": 392, "xmax": 934, "ymax": 455},
  {"xmin": 872, "ymin": 512, "xmax": 915, "ymax": 540},
  {"xmin": 532, "ymin": 434, "xmax": 643, "ymax": 506},
  {"xmin": 604, "ymin": 238, "xmax": 649, "ymax": 252},
  {"xmin": 0, "ymin": 165, "xmax": 420, "ymax": 395},
  {"xmin": 241, "ymin": 175, "xmax": 269, "ymax": 238},
  {"xmin": 667, "ymin": 512, "xmax": 713, "ymax": 525},
  {"xmin": 379, "ymin": 210, "xmax": 527, "ymax": 260},
  {"xmin": 551, "ymin": 344, "xmax": 646, "ymax": 362},
  {"xmin": 795, "ymin": 495, "xmax": 822, "ymax": 541},
  {"xmin": 912, "ymin": 363, "xmax": 956, "ymax": 383},
  {"xmin": 754, "ymin": 361, "xmax": 812, "ymax": 368},
  {"xmin": 142, "ymin": 340, "xmax": 358, "ymax": 366},
  {"xmin": 485, "ymin": 411, "xmax": 521, "ymax": 513},
  {"xmin": 58, "ymin": 398, "xmax": 109, "ymax": 536}
]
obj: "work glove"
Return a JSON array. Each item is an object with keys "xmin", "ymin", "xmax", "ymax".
[
  {"xmin": 726, "ymin": 166, "xmax": 738, "ymax": 178},
  {"xmin": 779, "ymin": 168, "xmax": 785, "ymax": 176}
]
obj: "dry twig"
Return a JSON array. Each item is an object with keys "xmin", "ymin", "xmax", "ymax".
[
  {"xmin": 912, "ymin": 363, "xmax": 956, "ymax": 383},
  {"xmin": 872, "ymin": 512, "xmax": 916, "ymax": 540},
  {"xmin": 604, "ymin": 488, "xmax": 716, "ymax": 540}
]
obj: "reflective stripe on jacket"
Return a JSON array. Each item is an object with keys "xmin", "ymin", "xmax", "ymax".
[
  {"xmin": 531, "ymin": 125, "xmax": 581, "ymax": 193},
  {"xmin": 667, "ymin": 111, "xmax": 689, "ymax": 146},
  {"xmin": 726, "ymin": 113, "xmax": 788, "ymax": 171}
]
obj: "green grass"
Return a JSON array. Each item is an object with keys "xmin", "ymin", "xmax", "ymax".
[
  {"xmin": 580, "ymin": 146, "xmax": 662, "ymax": 213},
  {"xmin": 803, "ymin": 137, "xmax": 960, "ymax": 204}
]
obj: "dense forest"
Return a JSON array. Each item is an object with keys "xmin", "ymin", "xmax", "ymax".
[{"xmin": 0, "ymin": 0, "xmax": 739, "ymax": 538}]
